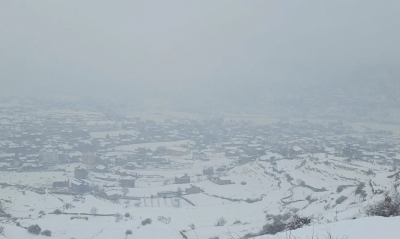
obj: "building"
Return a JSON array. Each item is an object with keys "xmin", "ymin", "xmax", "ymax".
[
  {"xmin": 70, "ymin": 179, "xmax": 90, "ymax": 193},
  {"xmin": 185, "ymin": 185, "xmax": 202, "ymax": 195},
  {"xmin": 175, "ymin": 174, "xmax": 190, "ymax": 184},
  {"xmin": 93, "ymin": 165, "xmax": 108, "ymax": 173},
  {"xmin": 52, "ymin": 180, "xmax": 69, "ymax": 188},
  {"xmin": 74, "ymin": 166, "xmax": 88, "ymax": 179},
  {"xmin": 203, "ymin": 167, "xmax": 214, "ymax": 176},
  {"xmin": 290, "ymin": 146, "xmax": 303, "ymax": 156},
  {"xmin": 82, "ymin": 153, "xmax": 96, "ymax": 165},
  {"xmin": 210, "ymin": 176, "xmax": 232, "ymax": 185},
  {"xmin": 40, "ymin": 150, "xmax": 59, "ymax": 164},
  {"xmin": 98, "ymin": 190, "xmax": 122, "ymax": 200},
  {"xmin": 157, "ymin": 191, "xmax": 179, "ymax": 198},
  {"xmin": 120, "ymin": 178, "xmax": 136, "ymax": 188}
]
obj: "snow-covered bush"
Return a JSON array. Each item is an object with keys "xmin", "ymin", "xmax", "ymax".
[
  {"xmin": 115, "ymin": 213, "xmax": 123, "ymax": 222},
  {"xmin": 233, "ymin": 220, "xmax": 242, "ymax": 225},
  {"xmin": 90, "ymin": 207, "xmax": 98, "ymax": 214},
  {"xmin": 27, "ymin": 224, "xmax": 41, "ymax": 235},
  {"xmin": 215, "ymin": 217, "xmax": 227, "ymax": 226},
  {"xmin": 141, "ymin": 218, "xmax": 152, "ymax": 225},
  {"xmin": 53, "ymin": 209, "xmax": 61, "ymax": 214},
  {"xmin": 158, "ymin": 216, "xmax": 171, "ymax": 224},
  {"xmin": 261, "ymin": 220, "xmax": 286, "ymax": 235},
  {"xmin": 41, "ymin": 230, "xmax": 52, "ymax": 237},
  {"xmin": 286, "ymin": 214, "xmax": 312, "ymax": 231},
  {"xmin": 366, "ymin": 192, "xmax": 400, "ymax": 217},
  {"xmin": 125, "ymin": 230, "xmax": 132, "ymax": 235}
]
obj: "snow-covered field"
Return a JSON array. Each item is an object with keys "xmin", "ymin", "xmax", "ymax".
[{"xmin": 0, "ymin": 153, "xmax": 398, "ymax": 239}]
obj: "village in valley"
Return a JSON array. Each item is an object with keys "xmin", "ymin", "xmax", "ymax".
[{"xmin": 1, "ymin": 97, "xmax": 400, "ymax": 239}]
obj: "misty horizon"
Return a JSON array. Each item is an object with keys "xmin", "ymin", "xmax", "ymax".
[{"xmin": 1, "ymin": 0, "xmax": 399, "ymax": 103}]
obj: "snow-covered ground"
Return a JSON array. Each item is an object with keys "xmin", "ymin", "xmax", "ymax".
[{"xmin": 0, "ymin": 153, "xmax": 398, "ymax": 239}]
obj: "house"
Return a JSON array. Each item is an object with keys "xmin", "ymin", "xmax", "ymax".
[
  {"xmin": 192, "ymin": 151, "xmax": 207, "ymax": 160},
  {"xmin": 290, "ymin": 146, "xmax": 303, "ymax": 156},
  {"xmin": 175, "ymin": 174, "xmax": 190, "ymax": 184},
  {"xmin": 74, "ymin": 166, "xmax": 89, "ymax": 179},
  {"xmin": 185, "ymin": 185, "xmax": 202, "ymax": 195},
  {"xmin": 20, "ymin": 162, "xmax": 43, "ymax": 171},
  {"xmin": 238, "ymin": 156, "xmax": 257, "ymax": 165},
  {"xmin": 120, "ymin": 178, "xmax": 136, "ymax": 188},
  {"xmin": 98, "ymin": 190, "xmax": 122, "ymax": 200},
  {"xmin": 125, "ymin": 162, "xmax": 144, "ymax": 170},
  {"xmin": 93, "ymin": 165, "xmax": 108, "ymax": 173},
  {"xmin": 210, "ymin": 176, "xmax": 232, "ymax": 185},
  {"xmin": 0, "ymin": 153, "xmax": 15, "ymax": 162},
  {"xmin": 0, "ymin": 162, "xmax": 10, "ymax": 171},
  {"xmin": 52, "ymin": 180, "xmax": 69, "ymax": 188},
  {"xmin": 203, "ymin": 167, "xmax": 214, "ymax": 176},
  {"xmin": 167, "ymin": 147, "xmax": 190, "ymax": 157},
  {"xmin": 157, "ymin": 191, "xmax": 179, "ymax": 198},
  {"xmin": 70, "ymin": 179, "xmax": 90, "ymax": 193},
  {"xmin": 40, "ymin": 150, "xmax": 59, "ymax": 164}
]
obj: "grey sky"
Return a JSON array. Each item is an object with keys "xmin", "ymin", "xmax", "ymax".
[{"xmin": 0, "ymin": 0, "xmax": 399, "ymax": 101}]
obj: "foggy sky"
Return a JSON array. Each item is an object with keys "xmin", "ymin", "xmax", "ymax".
[{"xmin": 0, "ymin": 0, "xmax": 399, "ymax": 101}]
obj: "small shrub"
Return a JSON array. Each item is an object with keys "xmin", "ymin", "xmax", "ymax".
[
  {"xmin": 141, "ymin": 218, "xmax": 152, "ymax": 226},
  {"xmin": 53, "ymin": 209, "xmax": 62, "ymax": 214},
  {"xmin": 158, "ymin": 216, "xmax": 171, "ymax": 224},
  {"xmin": 265, "ymin": 213, "xmax": 291, "ymax": 222},
  {"xmin": 233, "ymin": 220, "xmax": 242, "ymax": 225},
  {"xmin": 41, "ymin": 230, "xmax": 52, "ymax": 237},
  {"xmin": 209, "ymin": 237, "xmax": 219, "ymax": 239},
  {"xmin": 215, "ymin": 217, "xmax": 227, "ymax": 226},
  {"xmin": 27, "ymin": 224, "xmax": 41, "ymax": 235},
  {"xmin": 125, "ymin": 213, "xmax": 130, "ymax": 218},
  {"xmin": 286, "ymin": 215, "xmax": 312, "ymax": 231},
  {"xmin": 125, "ymin": 230, "xmax": 132, "ymax": 235},
  {"xmin": 261, "ymin": 220, "xmax": 286, "ymax": 235},
  {"xmin": 90, "ymin": 207, "xmax": 98, "ymax": 215},
  {"xmin": 63, "ymin": 203, "xmax": 73, "ymax": 209}
]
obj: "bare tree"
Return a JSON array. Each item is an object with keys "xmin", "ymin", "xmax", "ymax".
[
  {"xmin": 115, "ymin": 213, "xmax": 123, "ymax": 222},
  {"xmin": 90, "ymin": 207, "xmax": 98, "ymax": 215},
  {"xmin": 173, "ymin": 198, "xmax": 181, "ymax": 208}
]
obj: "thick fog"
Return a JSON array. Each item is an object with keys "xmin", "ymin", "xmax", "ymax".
[{"xmin": 1, "ymin": 0, "xmax": 399, "ymax": 103}]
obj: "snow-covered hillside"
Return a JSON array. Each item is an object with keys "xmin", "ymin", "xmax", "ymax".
[{"xmin": 260, "ymin": 216, "xmax": 400, "ymax": 239}]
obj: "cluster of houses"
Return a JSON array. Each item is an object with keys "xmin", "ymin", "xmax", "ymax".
[{"xmin": 2, "ymin": 100, "xmax": 400, "ymax": 201}]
